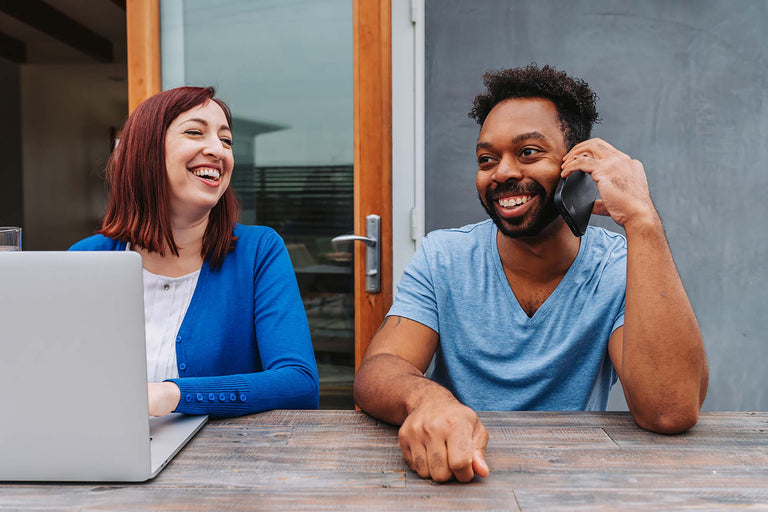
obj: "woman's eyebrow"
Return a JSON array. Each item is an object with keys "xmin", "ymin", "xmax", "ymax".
[
  {"xmin": 179, "ymin": 118, "xmax": 231, "ymax": 131},
  {"xmin": 180, "ymin": 117, "xmax": 208, "ymax": 125}
]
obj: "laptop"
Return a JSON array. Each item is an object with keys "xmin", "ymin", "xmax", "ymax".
[{"xmin": 0, "ymin": 251, "xmax": 208, "ymax": 482}]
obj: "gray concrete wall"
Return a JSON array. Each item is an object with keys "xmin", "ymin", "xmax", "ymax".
[{"xmin": 424, "ymin": 0, "xmax": 768, "ymax": 411}]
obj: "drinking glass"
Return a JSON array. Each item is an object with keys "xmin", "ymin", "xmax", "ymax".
[{"xmin": 0, "ymin": 227, "xmax": 22, "ymax": 251}]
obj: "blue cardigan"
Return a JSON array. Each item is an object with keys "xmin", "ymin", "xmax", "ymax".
[{"xmin": 70, "ymin": 224, "xmax": 319, "ymax": 417}]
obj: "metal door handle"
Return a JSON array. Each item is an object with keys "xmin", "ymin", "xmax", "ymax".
[
  {"xmin": 332, "ymin": 214, "xmax": 380, "ymax": 293},
  {"xmin": 331, "ymin": 235, "xmax": 376, "ymax": 247}
]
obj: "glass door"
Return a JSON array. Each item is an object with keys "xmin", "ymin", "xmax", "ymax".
[{"xmin": 149, "ymin": 0, "xmax": 391, "ymax": 408}]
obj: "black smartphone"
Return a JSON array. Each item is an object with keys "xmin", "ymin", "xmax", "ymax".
[{"xmin": 554, "ymin": 170, "xmax": 598, "ymax": 237}]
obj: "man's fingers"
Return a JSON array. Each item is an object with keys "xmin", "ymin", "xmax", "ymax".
[
  {"xmin": 425, "ymin": 439, "xmax": 452, "ymax": 482},
  {"xmin": 398, "ymin": 401, "xmax": 485, "ymax": 483},
  {"xmin": 445, "ymin": 426, "xmax": 475, "ymax": 482},
  {"xmin": 471, "ymin": 421, "xmax": 490, "ymax": 478},
  {"xmin": 472, "ymin": 449, "xmax": 489, "ymax": 478},
  {"xmin": 405, "ymin": 442, "xmax": 431, "ymax": 479},
  {"xmin": 567, "ymin": 138, "xmax": 616, "ymax": 159}
]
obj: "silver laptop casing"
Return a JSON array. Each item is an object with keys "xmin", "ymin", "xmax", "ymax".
[{"xmin": 0, "ymin": 251, "xmax": 206, "ymax": 482}]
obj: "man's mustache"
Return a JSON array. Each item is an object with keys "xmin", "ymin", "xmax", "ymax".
[{"xmin": 488, "ymin": 181, "xmax": 545, "ymax": 199}]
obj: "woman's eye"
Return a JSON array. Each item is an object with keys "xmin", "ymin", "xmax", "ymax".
[
  {"xmin": 221, "ymin": 138, "xmax": 233, "ymax": 147},
  {"xmin": 184, "ymin": 129, "xmax": 202, "ymax": 136}
]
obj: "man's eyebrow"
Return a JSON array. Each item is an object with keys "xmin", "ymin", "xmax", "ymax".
[
  {"xmin": 511, "ymin": 131, "xmax": 548, "ymax": 145},
  {"xmin": 476, "ymin": 131, "xmax": 550, "ymax": 152},
  {"xmin": 476, "ymin": 141, "xmax": 493, "ymax": 151}
]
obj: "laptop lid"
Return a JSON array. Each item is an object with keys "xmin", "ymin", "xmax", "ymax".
[{"xmin": 0, "ymin": 251, "xmax": 206, "ymax": 482}]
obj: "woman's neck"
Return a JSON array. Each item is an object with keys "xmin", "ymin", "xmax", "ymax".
[{"xmin": 136, "ymin": 216, "xmax": 208, "ymax": 277}]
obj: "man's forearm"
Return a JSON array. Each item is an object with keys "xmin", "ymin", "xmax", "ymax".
[
  {"xmin": 621, "ymin": 214, "xmax": 709, "ymax": 432},
  {"xmin": 354, "ymin": 353, "xmax": 458, "ymax": 425}
]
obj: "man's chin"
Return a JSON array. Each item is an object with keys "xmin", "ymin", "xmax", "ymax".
[
  {"xmin": 489, "ymin": 210, "xmax": 560, "ymax": 239},
  {"xmin": 479, "ymin": 194, "xmax": 559, "ymax": 239},
  {"xmin": 493, "ymin": 218, "xmax": 540, "ymax": 239}
]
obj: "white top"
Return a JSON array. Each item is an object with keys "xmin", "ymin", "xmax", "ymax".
[{"xmin": 141, "ymin": 268, "xmax": 200, "ymax": 382}]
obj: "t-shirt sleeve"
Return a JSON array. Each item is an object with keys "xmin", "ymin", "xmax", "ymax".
[
  {"xmin": 612, "ymin": 295, "xmax": 626, "ymax": 334},
  {"xmin": 387, "ymin": 238, "xmax": 439, "ymax": 333}
]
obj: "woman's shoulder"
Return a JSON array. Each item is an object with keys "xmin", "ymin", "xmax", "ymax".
[
  {"xmin": 69, "ymin": 234, "xmax": 124, "ymax": 251},
  {"xmin": 231, "ymin": 224, "xmax": 286, "ymax": 255},
  {"xmin": 233, "ymin": 223, "xmax": 281, "ymax": 244}
]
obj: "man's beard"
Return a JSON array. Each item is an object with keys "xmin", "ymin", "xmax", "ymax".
[{"xmin": 479, "ymin": 181, "xmax": 560, "ymax": 239}]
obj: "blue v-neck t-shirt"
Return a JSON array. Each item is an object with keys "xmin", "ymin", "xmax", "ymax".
[{"xmin": 388, "ymin": 219, "xmax": 626, "ymax": 411}]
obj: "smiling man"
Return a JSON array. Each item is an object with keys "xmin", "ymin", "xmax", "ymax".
[{"xmin": 353, "ymin": 64, "xmax": 709, "ymax": 483}]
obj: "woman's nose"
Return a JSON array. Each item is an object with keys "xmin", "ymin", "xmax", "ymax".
[{"xmin": 202, "ymin": 137, "xmax": 224, "ymax": 159}]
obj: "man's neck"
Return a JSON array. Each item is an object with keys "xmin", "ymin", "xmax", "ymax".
[{"xmin": 496, "ymin": 221, "xmax": 581, "ymax": 283}]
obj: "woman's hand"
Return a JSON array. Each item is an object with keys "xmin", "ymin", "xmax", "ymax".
[{"xmin": 148, "ymin": 382, "xmax": 181, "ymax": 417}]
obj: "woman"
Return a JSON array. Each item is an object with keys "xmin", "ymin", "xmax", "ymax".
[{"xmin": 71, "ymin": 87, "xmax": 319, "ymax": 417}]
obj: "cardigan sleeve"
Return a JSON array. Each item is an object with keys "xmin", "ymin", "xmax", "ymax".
[{"xmin": 168, "ymin": 229, "xmax": 319, "ymax": 417}]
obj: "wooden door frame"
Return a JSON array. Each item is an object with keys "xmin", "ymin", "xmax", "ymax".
[
  {"xmin": 126, "ymin": 0, "xmax": 392, "ymax": 372},
  {"xmin": 126, "ymin": 0, "xmax": 160, "ymax": 113}
]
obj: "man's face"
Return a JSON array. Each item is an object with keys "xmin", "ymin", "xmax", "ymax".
[{"xmin": 475, "ymin": 98, "xmax": 568, "ymax": 239}]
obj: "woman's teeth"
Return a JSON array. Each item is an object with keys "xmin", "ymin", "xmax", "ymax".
[
  {"xmin": 498, "ymin": 196, "xmax": 530, "ymax": 208},
  {"xmin": 192, "ymin": 168, "xmax": 221, "ymax": 181}
]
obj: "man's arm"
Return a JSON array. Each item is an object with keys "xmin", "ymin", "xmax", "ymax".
[
  {"xmin": 562, "ymin": 139, "xmax": 709, "ymax": 434},
  {"xmin": 354, "ymin": 316, "xmax": 489, "ymax": 482}
]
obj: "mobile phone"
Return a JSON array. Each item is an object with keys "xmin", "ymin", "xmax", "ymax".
[{"xmin": 554, "ymin": 170, "xmax": 598, "ymax": 237}]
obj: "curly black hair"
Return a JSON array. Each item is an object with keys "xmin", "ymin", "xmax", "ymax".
[{"xmin": 469, "ymin": 63, "xmax": 600, "ymax": 149}]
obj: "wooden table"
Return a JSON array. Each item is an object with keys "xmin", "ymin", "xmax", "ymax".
[{"xmin": 2, "ymin": 411, "xmax": 767, "ymax": 511}]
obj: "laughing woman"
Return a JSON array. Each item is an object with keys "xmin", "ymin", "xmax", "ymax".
[{"xmin": 70, "ymin": 87, "xmax": 319, "ymax": 417}]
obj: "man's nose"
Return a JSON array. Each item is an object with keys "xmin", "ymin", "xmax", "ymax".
[{"xmin": 492, "ymin": 156, "xmax": 522, "ymax": 182}]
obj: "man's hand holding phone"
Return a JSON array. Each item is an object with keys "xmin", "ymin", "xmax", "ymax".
[{"xmin": 561, "ymin": 138, "xmax": 657, "ymax": 229}]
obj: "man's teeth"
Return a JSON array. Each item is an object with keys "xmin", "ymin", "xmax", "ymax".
[
  {"xmin": 192, "ymin": 168, "xmax": 221, "ymax": 180},
  {"xmin": 498, "ymin": 196, "xmax": 530, "ymax": 207}
]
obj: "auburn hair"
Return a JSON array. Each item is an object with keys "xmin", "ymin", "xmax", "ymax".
[{"xmin": 99, "ymin": 86, "xmax": 239, "ymax": 269}]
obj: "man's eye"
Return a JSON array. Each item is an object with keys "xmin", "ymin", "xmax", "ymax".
[
  {"xmin": 521, "ymin": 148, "xmax": 540, "ymax": 157},
  {"xmin": 478, "ymin": 155, "xmax": 494, "ymax": 164}
]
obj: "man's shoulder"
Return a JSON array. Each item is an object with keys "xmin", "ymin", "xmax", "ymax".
[
  {"xmin": 584, "ymin": 226, "xmax": 627, "ymax": 257},
  {"xmin": 422, "ymin": 219, "xmax": 492, "ymax": 249}
]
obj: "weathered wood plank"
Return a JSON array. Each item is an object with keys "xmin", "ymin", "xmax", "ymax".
[
  {"xmin": 513, "ymin": 488, "xmax": 768, "ymax": 511},
  {"xmin": 493, "ymin": 426, "xmax": 618, "ymax": 448},
  {"xmin": 490, "ymin": 447, "xmax": 768, "ymax": 472},
  {"xmin": 0, "ymin": 486, "xmax": 518, "ymax": 512},
  {"xmin": 1, "ymin": 411, "xmax": 767, "ymax": 511}
]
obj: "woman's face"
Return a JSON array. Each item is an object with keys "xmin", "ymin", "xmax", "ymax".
[{"xmin": 164, "ymin": 100, "xmax": 234, "ymax": 221}]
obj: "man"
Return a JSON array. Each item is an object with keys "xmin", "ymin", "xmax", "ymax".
[{"xmin": 353, "ymin": 64, "xmax": 709, "ymax": 483}]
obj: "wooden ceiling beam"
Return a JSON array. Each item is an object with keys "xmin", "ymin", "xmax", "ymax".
[
  {"xmin": 0, "ymin": 31, "xmax": 26, "ymax": 63},
  {"xmin": 0, "ymin": 0, "xmax": 113, "ymax": 62}
]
